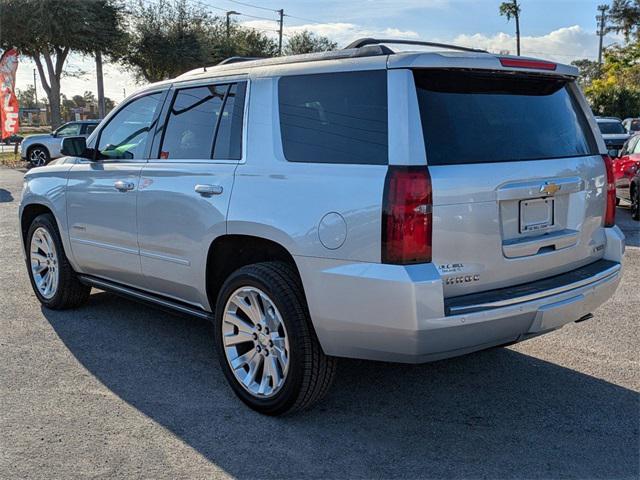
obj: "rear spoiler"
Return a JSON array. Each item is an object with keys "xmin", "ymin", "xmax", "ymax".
[{"xmin": 388, "ymin": 52, "xmax": 579, "ymax": 78}]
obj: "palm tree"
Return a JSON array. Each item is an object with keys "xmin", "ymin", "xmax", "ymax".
[
  {"xmin": 499, "ymin": 0, "xmax": 522, "ymax": 56},
  {"xmin": 608, "ymin": 0, "xmax": 640, "ymax": 43}
]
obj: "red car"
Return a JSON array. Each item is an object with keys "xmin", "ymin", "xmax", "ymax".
[{"xmin": 614, "ymin": 134, "xmax": 640, "ymax": 219}]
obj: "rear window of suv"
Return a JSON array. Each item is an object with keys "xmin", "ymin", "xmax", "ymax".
[
  {"xmin": 414, "ymin": 70, "xmax": 598, "ymax": 166},
  {"xmin": 597, "ymin": 121, "xmax": 625, "ymax": 134},
  {"xmin": 278, "ymin": 70, "xmax": 388, "ymax": 165}
]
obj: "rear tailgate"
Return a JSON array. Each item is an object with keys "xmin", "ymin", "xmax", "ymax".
[{"xmin": 409, "ymin": 67, "xmax": 607, "ymax": 297}]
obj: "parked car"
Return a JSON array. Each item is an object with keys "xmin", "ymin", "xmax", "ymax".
[
  {"xmin": 596, "ymin": 117, "xmax": 630, "ymax": 157},
  {"xmin": 2, "ymin": 133, "xmax": 23, "ymax": 145},
  {"xmin": 19, "ymin": 39, "xmax": 625, "ymax": 415},
  {"xmin": 614, "ymin": 134, "xmax": 640, "ymax": 216},
  {"xmin": 19, "ymin": 120, "xmax": 100, "ymax": 167},
  {"xmin": 622, "ymin": 117, "xmax": 640, "ymax": 136},
  {"xmin": 629, "ymin": 168, "xmax": 640, "ymax": 220}
]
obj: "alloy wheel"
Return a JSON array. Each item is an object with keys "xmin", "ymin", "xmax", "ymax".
[
  {"xmin": 29, "ymin": 149, "xmax": 48, "ymax": 167},
  {"xmin": 222, "ymin": 286, "xmax": 290, "ymax": 398},
  {"xmin": 30, "ymin": 227, "xmax": 59, "ymax": 299}
]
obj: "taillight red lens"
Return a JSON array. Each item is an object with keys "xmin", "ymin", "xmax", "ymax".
[
  {"xmin": 603, "ymin": 154, "xmax": 616, "ymax": 227},
  {"xmin": 382, "ymin": 166, "xmax": 432, "ymax": 264}
]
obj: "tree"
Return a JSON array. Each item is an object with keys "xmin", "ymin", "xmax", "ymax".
[
  {"xmin": 608, "ymin": 0, "xmax": 640, "ymax": 42},
  {"xmin": 122, "ymin": 0, "xmax": 278, "ymax": 83},
  {"xmin": 284, "ymin": 31, "xmax": 337, "ymax": 55},
  {"xmin": 16, "ymin": 86, "xmax": 37, "ymax": 109},
  {"xmin": 571, "ymin": 59, "xmax": 602, "ymax": 89},
  {"xmin": 0, "ymin": 0, "xmax": 127, "ymax": 128},
  {"xmin": 499, "ymin": 0, "xmax": 522, "ymax": 56},
  {"xmin": 584, "ymin": 43, "xmax": 640, "ymax": 118}
]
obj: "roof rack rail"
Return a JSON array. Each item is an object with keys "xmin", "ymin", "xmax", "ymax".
[
  {"xmin": 344, "ymin": 38, "xmax": 487, "ymax": 54},
  {"xmin": 218, "ymin": 56, "xmax": 265, "ymax": 65}
]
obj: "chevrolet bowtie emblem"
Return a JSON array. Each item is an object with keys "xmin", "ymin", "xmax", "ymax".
[{"xmin": 540, "ymin": 182, "xmax": 561, "ymax": 195}]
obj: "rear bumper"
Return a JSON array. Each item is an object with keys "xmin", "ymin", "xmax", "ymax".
[{"xmin": 297, "ymin": 226, "xmax": 624, "ymax": 363}]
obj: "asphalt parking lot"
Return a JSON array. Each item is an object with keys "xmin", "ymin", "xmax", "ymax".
[{"xmin": 0, "ymin": 166, "xmax": 638, "ymax": 479}]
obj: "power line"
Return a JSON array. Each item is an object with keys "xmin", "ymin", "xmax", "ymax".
[
  {"xmin": 227, "ymin": 0, "xmax": 278, "ymax": 12},
  {"xmin": 283, "ymin": 13, "xmax": 327, "ymax": 25}
]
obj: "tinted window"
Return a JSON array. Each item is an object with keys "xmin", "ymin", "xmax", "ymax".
[
  {"xmin": 56, "ymin": 123, "xmax": 81, "ymax": 137},
  {"xmin": 279, "ymin": 70, "xmax": 388, "ymax": 164},
  {"xmin": 414, "ymin": 70, "xmax": 597, "ymax": 165},
  {"xmin": 98, "ymin": 92, "xmax": 163, "ymax": 160},
  {"xmin": 598, "ymin": 121, "xmax": 625, "ymax": 134},
  {"xmin": 85, "ymin": 124, "xmax": 97, "ymax": 135},
  {"xmin": 160, "ymin": 85, "xmax": 226, "ymax": 160},
  {"xmin": 213, "ymin": 82, "xmax": 246, "ymax": 160},
  {"xmin": 630, "ymin": 119, "xmax": 640, "ymax": 132}
]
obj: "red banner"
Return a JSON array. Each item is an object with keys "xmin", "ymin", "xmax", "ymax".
[{"xmin": 0, "ymin": 49, "xmax": 20, "ymax": 138}]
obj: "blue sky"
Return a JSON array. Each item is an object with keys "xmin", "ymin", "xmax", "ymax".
[{"xmin": 15, "ymin": 0, "xmax": 621, "ymax": 102}]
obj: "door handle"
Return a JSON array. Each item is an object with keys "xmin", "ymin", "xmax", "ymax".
[
  {"xmin": 114, "ymin": 180, "xmax": 135, "ymax": 192},
  {"xmin": 195, "ymin": 184, "xmax": 223, "ymax": 196}
]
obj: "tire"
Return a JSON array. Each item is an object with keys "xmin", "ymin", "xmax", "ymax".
[
  {"xmin": 25, "ymin": 213, "xmax": 91, "ymax": 309},
  {"xmin": 214, "ymin": 261, "xmax": 337, "ymax": 415},
  {"xmin": 27, "ymin": 146, "xmax": 50, "ymax": 167},
  {"xmin": 632, "ymin": 185, "xmax": 640, "ymax": 221}
]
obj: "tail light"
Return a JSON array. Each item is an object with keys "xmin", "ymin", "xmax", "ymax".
[
  {"xmin": 499, "ymin": 58, "xmax": 557, "ymax": 71},
  {"xmin": 382, "ymin": 166, "xmax": 432, "ymax": 264},
  {"xmin": 603, "ymin": 154, "xmax": 616, "ymax": 227}
]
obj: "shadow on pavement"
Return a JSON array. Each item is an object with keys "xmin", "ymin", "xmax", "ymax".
[
  {"xmin": 43, "ymin": 292, "xmax": 638, "ymax": 479},
  {"xmin": 617, "ymin": 203, "xmax": 639, "ymax": 247},
  {"xmin": 0, "ymin": 188, "xmax": 14, "ymax": 203}
]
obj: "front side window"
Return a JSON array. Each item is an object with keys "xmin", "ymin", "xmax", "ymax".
[
  {"xmin": 278, "ymin": 70, "xmax": 388, "ymax": 165},
  {"xmin": 159, "ymin": 82, "xmax": 246, "ymax": 160},
  {"xmin": 85, "ymin": 124, "xmax": 97, "ymax": 135},
  {"xmin": 97, "ymin": 92, "xmax": 163, "ymax": 160},
  {"xmin": 55, "ymin": 123, "xmax": 81, "ymax": 137}
]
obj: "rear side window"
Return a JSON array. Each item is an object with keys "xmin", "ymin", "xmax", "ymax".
[
  {"xmin": 159, "ymin": 82, "xmax": 246, "ymax": 160},
  {"xmin": 278, "ymin": 70, "xmax": 388, "ymax": 165},
  {"xmin": 414, "ymin": 70, "xmax": 598, "ymax": 165}
]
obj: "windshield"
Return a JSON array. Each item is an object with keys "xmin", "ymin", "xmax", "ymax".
[
  {"xmin": 597, "ymin": 121, "xmax": 626, "ymax": 134},
  {"xmin": 413, "ymin": 70, "xmax": 597, "ymax": 165}
]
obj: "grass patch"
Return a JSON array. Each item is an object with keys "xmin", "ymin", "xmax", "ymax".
[{"xmin": 0, "ymin": 150, "xmax": 27, "ymax": 169}]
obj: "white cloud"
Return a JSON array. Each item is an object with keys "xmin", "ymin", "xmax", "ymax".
[
  {"xmin": 241, "ymin": 20, "xmax": 419, "ymax": 47},
  {"xmin": 451, "ymin": 25, "xmax": 620, "ymax": 63}
]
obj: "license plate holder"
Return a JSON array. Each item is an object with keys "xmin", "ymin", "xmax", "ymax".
[{"xmin": 520, "ymin": 197, "xmax": 554, "ymax": 233}]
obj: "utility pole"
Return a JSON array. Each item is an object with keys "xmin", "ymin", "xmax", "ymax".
[
  {"xmin": 32, "ymin": 69, "xmax": 38, "ymax": 108},
  {"xmin": 596, "ymin": 4, "xmax": 609, "ymax": 66},
  {"xmin": 226, "ymin": 10, "xmax": 239, "ymax": 39},
  {"xmin": 514, "ymin": 1, "xmax": 520, "ymax": 56},
  {"xmin": 95, "ymin": 51, "xmax": 106, "ymax": 119},
  {"xmin": 277, "ymin": 9, "xmax": 284, "ymax": 55}
]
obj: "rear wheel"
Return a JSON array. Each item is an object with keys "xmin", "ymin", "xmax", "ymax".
[
  {"xmin": 26, "ymin": 214, "xmax": 90, "ymax": 309},
  {"xmin": 27, "ymin": 146, "xmax": 50, "ymax": 167},
  {"xmin": 214, "ymin": 261, "xmax": 336, "ymax": 415},
  {"xmin": 632, "ymin": 185, "xmax": 640, "ymax": 221}
]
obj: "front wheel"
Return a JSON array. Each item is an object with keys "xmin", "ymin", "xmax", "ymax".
[
  {"xmin": 26, "ymin": 213, "xmax": 91, "ymax": 309},
  {"xmin": 214, "ymin": 261, "xmax": 336, "ymax": 415},
  {"xmin": 27, "ymin": 146, "xmax": 50, "ymax": 167}
]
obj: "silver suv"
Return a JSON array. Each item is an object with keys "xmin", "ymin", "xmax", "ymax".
[
  {"xmin": 20, "ymin": 120, "xmax": 100, "ymax": 167},
  {"xmin": 19, "ymin": 39, "xmax": 625, "ymax": 415}
]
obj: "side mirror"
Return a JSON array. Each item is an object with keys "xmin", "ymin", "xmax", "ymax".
[{"xmin": 60, "ymin": 136, "xmax": 88, "ymax": 157}]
